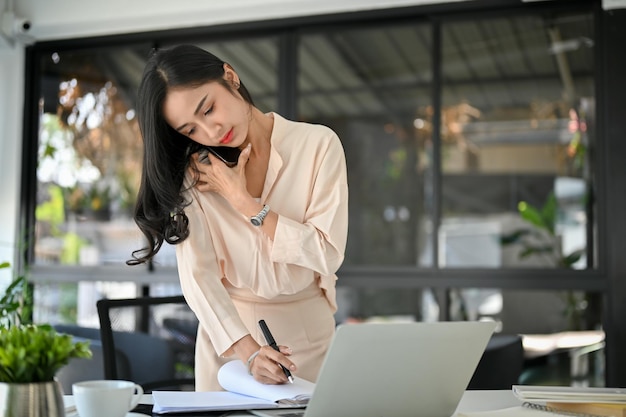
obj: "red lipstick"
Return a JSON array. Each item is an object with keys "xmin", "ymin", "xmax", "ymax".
[{"xmin": 220, "ymin": 129, "xmax": 234, "ymax": 144}]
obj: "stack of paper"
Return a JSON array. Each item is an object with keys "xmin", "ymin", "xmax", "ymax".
[
  {"xmin": 459, "ymin": 386, "xmax": 626, "ymax": 417},
  {"xmin": 512, "ymin": 386, "xmax": 626, "ymax": 417},
  {"xmin": 512, "ymin": 385, "xmax": 626, "ymax": 404}
]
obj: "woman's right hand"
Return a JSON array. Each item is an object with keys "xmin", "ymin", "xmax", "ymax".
[{"xmin": 249, "ymin": 344, "xmax": 297, "ymax": 385}]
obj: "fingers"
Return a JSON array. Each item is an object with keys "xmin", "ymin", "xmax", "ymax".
[
  {"xmin": 191, "ymin": 147, "xmax": 240, "ymax": 186},
  {"xmin": 194, "ymin": 181, "xmax": 212, "ymax": 193},
  {"xmin": 264, "ymin": 345, "xmax": 295, "ymax": 372},
  {"xmin": 189, "ymin": 153, "xmax": 209, "ymax": 176},
  {"xmin": 250, "ymin": 345, "xmax": 297, "ymax": 385},
  {"xmin": 197, "ymin": 149, "xmax": 211, "ymax": 165},
  {"xmin": 190, "ymin": 152, "xmax": 219, "ymax": 192},
  {"xmin": 238, "ymin": 143, "xmax": 252, "ymax": 166},
  {"xmin": 278, "ymin": 345, "xmax": 293, "ymax": 356}
]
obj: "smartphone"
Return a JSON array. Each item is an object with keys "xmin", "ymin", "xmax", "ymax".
[{"xmin": 197, "ymin": 146, "xmax": 241, "ymax": 167}]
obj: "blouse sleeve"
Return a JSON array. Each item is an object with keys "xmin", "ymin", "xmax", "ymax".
[
  {"xmin": 270, "ymin": 132, "xmax": 349, "ymax": 276},
  {"xmin": 175, "ymin": 199, "xmax": 249, "ymax": 357}
]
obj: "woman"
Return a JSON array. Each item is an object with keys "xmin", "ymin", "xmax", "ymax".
[{"xmin": 128, "ymin": 44, "xmax": 348, "ymax": 391}]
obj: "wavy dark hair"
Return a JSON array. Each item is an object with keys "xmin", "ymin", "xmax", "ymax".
[{"xmin": 127, "ymin": 44, "xmax": 254, "ymax": 265}]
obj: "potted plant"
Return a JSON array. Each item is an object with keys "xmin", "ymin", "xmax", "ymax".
[
  {"xmin": 0, "ymin": 261, "xmax": 92, "ymax": 417},
  {"xmin": 0, "ymin": 324, "xmax": 92, "ymax": 382}
]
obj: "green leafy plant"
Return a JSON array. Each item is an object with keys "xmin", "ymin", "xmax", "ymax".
[
  {"xmin": 0, "ymin": 261, "xmax": 92, "ymax": 383},
  {"xmin": 501, "ymin": 192, "xmax": 588, "ymax": 329},
  {"xmin": 0, "ymin": 324, "xmax": 92, "ymax": 383},
  {"xmin": 501, "ymin": 192, "xmax": 584, "ymax": 267},
  {"xmin": 0, "ymin": 262, "xmax": 31, "ymax": 328}
]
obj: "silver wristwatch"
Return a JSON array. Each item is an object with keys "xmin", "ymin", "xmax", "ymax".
[{"xmin": 250, "ymin": 204, "xmax": 270, "ymax": 226}]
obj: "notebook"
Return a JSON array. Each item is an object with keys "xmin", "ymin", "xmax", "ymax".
[
  {"xmin": 458, "ymin": 402, "xmax": 626, "ymax": 417},
  {"xmin": 513, "ymin": 385, "xmax": 626, "ymax": 403},
  {"xmin": 250, "ymin": 320, "xmax": 497, "ymax": 417}
]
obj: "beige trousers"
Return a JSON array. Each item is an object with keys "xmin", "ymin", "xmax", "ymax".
[{"xmin": 194, "ymin": 282, "xmax": 336, "ymax": 391}]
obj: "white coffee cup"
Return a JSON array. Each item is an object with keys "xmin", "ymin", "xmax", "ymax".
[{"xmin": 72, "ymin": 380, "xmax": 143, "ymax": 417}]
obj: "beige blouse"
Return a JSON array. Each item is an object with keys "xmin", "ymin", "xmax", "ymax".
[{"xmin": 175, "ymin": 113, "xmax": 349, "ymax": 357}]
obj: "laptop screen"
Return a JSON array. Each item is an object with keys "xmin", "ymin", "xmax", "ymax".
[{"xmin": 252, "ymin": 321, "xmax": 496, "ymax": 417}]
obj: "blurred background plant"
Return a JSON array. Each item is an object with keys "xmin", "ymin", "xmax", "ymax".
[
  {"xmin": 0, "ymin": 261, "xmax": 32, "ymax": 328},
  {"xmin": 501, "ymin": 192, "xmax": 588, "ymax": 330},
  {"xmin": 501, "ymin": 192, "xmax": 585, "ymax": 268}
]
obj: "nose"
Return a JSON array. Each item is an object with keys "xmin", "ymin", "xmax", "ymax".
[{"xmin": 196, "ymin": 119, "xmax": 221, "ymax": 143}]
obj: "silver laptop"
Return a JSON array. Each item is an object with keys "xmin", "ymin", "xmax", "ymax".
[{"xmin": 251, "ymin": 320, "xmax": 496, "ymax": 417}]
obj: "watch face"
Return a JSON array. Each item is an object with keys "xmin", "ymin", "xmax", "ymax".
[{"xmin": 250, "ymin": 205, "xmax": 268, "ymax": 226}]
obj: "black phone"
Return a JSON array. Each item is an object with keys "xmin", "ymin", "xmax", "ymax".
[{"xmin": 197, "ymin": 146, "xmax": 241, "ymax": 167}]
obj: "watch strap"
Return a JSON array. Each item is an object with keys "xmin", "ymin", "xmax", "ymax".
[{"xmin": 250, "ymin": 204, "xmax": 270, "ymax": 226}]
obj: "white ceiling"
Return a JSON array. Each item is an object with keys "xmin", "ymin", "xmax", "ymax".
[{"xmin": 4, "ymin": 0, "xmax": 470, "ymax": 43}]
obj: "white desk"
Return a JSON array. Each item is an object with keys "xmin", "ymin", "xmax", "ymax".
[
  {"xmin": 64, "ymin": 390, "xmax": 522, "ymax": 416},
  {"xmin": 455, "ymin": 390, "xmax": 521, "ymax": 413}
]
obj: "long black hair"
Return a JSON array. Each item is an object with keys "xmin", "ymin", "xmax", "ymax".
[{"xmin": 127, "ymin": 44, "xmax": 254, "ymax": 265}]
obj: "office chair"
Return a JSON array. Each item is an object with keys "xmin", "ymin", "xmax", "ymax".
[
  {"xmin": 96, "ymin": 295, "xmax": 198, "ymax": 392},
  {"xmin": 52, "ymin": 324, "xmax": 109, "ymax": 394}
]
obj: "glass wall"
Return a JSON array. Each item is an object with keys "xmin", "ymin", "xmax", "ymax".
[
  {"xmin": 34, "ymin": 38, "xmax": 279, "ymax": 270},
  {"xmin": 35, "ymin": 46, "xmax": 148, "ymax": 268},
  {"xmin": 32, "ymin": 38, "xmax": 279, "ymax": 324},
  {"xmin": 298, "ymin": 23, "xmax": 434, "ymax": 267},
  {"xmin": 292, "ymin": 11, "xmax": 596, "ymax": 273},
  {"xmin": 439, "ymin": 12, "xmax": 594, "ymax": 270},
  {"xmin": 27, "ymin": 3, "xmax": 598, "ymax": 340}
]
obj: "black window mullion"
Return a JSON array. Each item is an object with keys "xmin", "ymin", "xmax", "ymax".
[
  {"xmin": 431, "ymin": 19, "xmax": 449, "ymax": 320},
  {"xmin": 431, "ymin": 19, "xmax": 442, "ymax": 270},
  {"xmin": 278, "ymin": 31, "xmax": 298, "ymax": 119},
  {"xmin": 20, "ymin": 46, "xmax": 40, "ymax": 272}
]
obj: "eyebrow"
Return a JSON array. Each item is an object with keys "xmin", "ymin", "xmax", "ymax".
[{"xmin": 175, "ymin": 94, "xmax": 208, "ymax": 131}]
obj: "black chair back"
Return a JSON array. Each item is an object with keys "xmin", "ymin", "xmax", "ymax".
[
  {"xmin": 467, "ymin": 333, "xmax": 524, "ymax": 390},
  {"xmin": 96, "ymin": 295, "xmax": 198, "ymax": 392}
]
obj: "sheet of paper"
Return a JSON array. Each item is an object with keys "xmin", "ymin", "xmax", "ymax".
[
  {"xmin": 152, "ymin": 360, "xmax": 316, "ymax": 414},
  {"xmin": 152, "ymin": 391, "xmax": 278, "ymax": 414},
  {"xmin": 217, "ymin": 360, "xmax": 315, "ymax": 403}
]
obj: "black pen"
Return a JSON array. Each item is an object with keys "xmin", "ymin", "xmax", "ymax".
[{"xmin": 258, "ymin": 319, "xmax": 294, "ymax": 383}]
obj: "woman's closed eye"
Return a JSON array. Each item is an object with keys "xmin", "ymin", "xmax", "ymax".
[{"xmin": 184, "ymin": 107, "xmax": 213, "ymax": 136}]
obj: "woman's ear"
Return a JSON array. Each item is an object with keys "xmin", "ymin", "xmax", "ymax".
[{"xmin": 223, "ymin": 63, "xmax": 240, "ymax": 87}]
